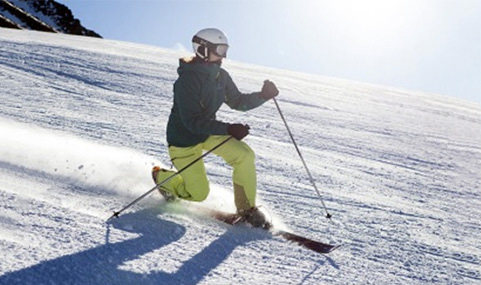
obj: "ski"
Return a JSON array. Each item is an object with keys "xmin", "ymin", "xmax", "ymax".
[
  {"xmin": 153, "ymin": 184, "xmax": 339, "ymax": 254},
  {"xmin": 273, "ymin": 230, "xmax": 339, "ymax": 254},
  {"xmin": 199, "ymin": 206, "xmax": 339, "ymax": 254}
]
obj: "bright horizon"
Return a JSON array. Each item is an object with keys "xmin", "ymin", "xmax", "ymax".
[{"xmin": 58, "ymin": 0, "xmax": 480, "ymax": 104}]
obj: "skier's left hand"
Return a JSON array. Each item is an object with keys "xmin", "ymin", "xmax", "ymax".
[
  {"xmin": 227, "ymin": 124, "xmax": 250, "ymax": 140},
  {"xmin": 260, "ymin": 80, "xmax": 279, "ymax": 100}
]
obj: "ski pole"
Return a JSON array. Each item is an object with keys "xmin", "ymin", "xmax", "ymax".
[
  {"xmin": 272, "ymin": 97, "xmax": 332, "ymax": 219},
  {"xmin": 107, "ymin": 136, "xmax": 233, "ymax": 221}
]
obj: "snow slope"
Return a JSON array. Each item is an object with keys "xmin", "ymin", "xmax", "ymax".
[{"xmin": 1, "ymin": 28, "xmax": 480, "ymax": 284}]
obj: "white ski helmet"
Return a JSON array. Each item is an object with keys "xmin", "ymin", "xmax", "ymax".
[{"xmin": 192, "ymin": 28, "xmax": 229, "ymax": 60}]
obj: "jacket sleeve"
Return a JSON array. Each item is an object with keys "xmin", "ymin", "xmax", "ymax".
[
  {"xmin": 174, "ymin": 71, "xmax": 228, "ymax": 135},
  {"xmin": 223, "ymin": 70, "xmax": 267, "ymax": 111}
]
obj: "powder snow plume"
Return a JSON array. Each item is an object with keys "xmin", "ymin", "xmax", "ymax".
[{"xmin": 0, "ymin": 118, "xmax": 156, "ymax": 198}]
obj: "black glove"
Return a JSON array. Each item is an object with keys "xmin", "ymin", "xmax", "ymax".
[
  {"xmin": 227, "ymin": 124, "xmax": 250, "ymax": 140},
  {"xmin": 260, "ymin": 80, "xmax": 279, "ymax": 100}
]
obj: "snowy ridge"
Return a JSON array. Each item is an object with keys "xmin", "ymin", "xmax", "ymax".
[
  {"xmin": 0, "ymin": 0, "xmax": 100, "ymax": 37},
  {"xmin": 1, "ymin": 0, "xmax": 58, "ymax": 32},
  {"xmin": 1, "ymin": 28, "xmax": 481, "ymax": 284}
]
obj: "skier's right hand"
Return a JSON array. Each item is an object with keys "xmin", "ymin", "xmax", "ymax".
[
  {"xmin": 260, "ymin": 80, "xmax": 279, "ymax": 100},
  {"xmin": 227, "ymin": 124, "xmax": 250, "ymax": 140}
]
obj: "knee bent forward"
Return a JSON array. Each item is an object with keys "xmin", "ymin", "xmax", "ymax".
[{"xmin": 188, "ymin": 187, "xmax": 209, "ymax": 202}]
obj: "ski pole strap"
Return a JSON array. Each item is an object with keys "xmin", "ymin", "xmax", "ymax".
[{"xmin": 273, "ymin": 97, "xmax": 332, "ymax": 220}]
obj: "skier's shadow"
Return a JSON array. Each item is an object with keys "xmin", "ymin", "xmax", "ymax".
[
  {"xmin": 0, "ymin": 207, "xmax": 184, "ymax": 284},
  {"xmin": 155, "ymin": 223, "xmax": 268, "ymax": 284},
  {"xmin": 0, "ymin": 207, "xmax": 266, "ymax": 285}
]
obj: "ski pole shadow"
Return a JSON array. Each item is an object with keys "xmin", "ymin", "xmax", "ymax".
[
  {"xmin": 0, "ymin": 207, "xmax": 186, "ymax": 285},
  {"xmin": 299, "ymin": 256, "xmax": 340, "ymax": 284}
]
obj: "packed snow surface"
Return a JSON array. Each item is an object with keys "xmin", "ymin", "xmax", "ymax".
[{"xmin": 1, "ymin": 28, "xmax": 480, "ymax": 284}]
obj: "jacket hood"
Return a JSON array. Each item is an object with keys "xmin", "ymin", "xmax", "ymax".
[{"xmin": 177, "ymin": 56, "xmax": 221, "ymax": 78}]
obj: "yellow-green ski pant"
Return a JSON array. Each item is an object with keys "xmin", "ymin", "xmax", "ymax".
[{"xmin": 156, "ymin": 135, "xmax": 256, "ymax": 211}]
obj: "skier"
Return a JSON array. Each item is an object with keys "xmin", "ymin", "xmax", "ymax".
[{"xmin": 152, "ymin": 28, "xmax": 279, "ymax": 228}]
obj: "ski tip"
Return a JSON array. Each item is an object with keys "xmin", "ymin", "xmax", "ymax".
[{"xmin": 326, "ymin": 244, "xmax": 341, "ymax": 253}]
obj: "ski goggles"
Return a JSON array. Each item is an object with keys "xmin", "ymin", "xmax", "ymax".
[
  {"xmin": 192, "ymin": 35, "xmax": 229, "ymax": 58},
  {"xmin": 212, "ymin": 44, "xmax": 229, "ymax": 58}
]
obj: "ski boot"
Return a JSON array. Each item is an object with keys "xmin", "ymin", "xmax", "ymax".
[
  {"xmin": 238, "ymin": 207, "xmax": 272, "ymax": 230},
  {"xmin": 151, "ymin": 166, "xmax": 177, "ymax": 202}
]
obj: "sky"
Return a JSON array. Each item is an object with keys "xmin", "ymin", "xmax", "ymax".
[{"xmin": 57, "ymin": 0, "xmax": 481, "ymax": 104}]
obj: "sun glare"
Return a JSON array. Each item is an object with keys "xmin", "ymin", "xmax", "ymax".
[
  {"xmin": 339, "ymin": 0, "xmax": 410, "ymax": 42},
  {"xmin": 286, "ymin": 0, "xmax": 419, "ymax": 57}
]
